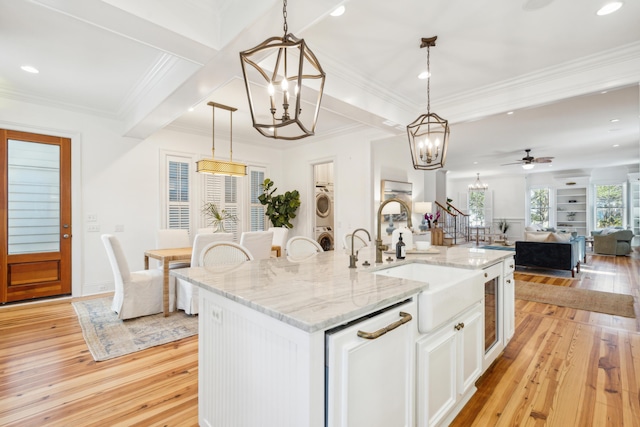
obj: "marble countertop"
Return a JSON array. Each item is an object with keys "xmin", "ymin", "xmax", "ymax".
[{"xmin": 171, "ymin": 245, "xmax": 513, "ymax": 333}]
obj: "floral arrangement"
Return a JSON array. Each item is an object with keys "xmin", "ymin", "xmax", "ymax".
[{"xmin": 424, "ymin": 211, "xmax": 441, "ymax": 227}]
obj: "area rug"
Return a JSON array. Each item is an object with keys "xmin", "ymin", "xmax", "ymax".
[
  {"xmin": 515, "ymin": 281, "xmax": 636, "ymax": 318},
  {"xmin": 72, "ymin": 297, "xmax": 198, "ymax": 361}
]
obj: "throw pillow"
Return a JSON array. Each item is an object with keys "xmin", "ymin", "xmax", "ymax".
[
  {"xmin": 546, "ymin": 232, "xmax": 571, "ymax": 243},
  {"xmin": 525, "ymin": 231, "xmax": 550, "ymax": 242}
]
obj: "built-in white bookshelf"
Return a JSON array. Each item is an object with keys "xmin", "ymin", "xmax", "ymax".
[{"xmin": 556, "ymin": 187, "xmax": 587, "ymax": 235}]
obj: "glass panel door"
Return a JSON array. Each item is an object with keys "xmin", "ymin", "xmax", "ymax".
[{"xmin": 1, "ymin": 129, "xmax": 71, "ymax": 303}]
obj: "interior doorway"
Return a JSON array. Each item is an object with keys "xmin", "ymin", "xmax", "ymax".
[
  {"xmin": 313, "ymin": 162, "xmax": 334, "ymax": 251},
  {"xmin": 0, "ymin": 129, "xmax": 72, "ymax": 303}
]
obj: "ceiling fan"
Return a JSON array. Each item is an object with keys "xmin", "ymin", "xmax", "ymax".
[{"xmin": 501, "ymin": 149, "xmax": 554, "ymax": 169}]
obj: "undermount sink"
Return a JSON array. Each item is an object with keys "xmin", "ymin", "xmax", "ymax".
[{"xmin": 373, "ymin": 263, "xmax": 484, "ymax": 333}]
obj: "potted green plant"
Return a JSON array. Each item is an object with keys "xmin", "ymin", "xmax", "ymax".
[
  {"xmin": 258, "ymin": 178, "xmax": 301, "ymax": 229},
  {"xmin": 202, "ymin": 202, "xmax": 238, "ymax": 232}
]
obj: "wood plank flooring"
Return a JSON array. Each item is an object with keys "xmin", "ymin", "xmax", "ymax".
[
  {"xmin": 452, "ymin": 249, "xmax": 640, "ymax": 427},
  {"xmin": 0, "ymin": 250, "xmax": 638, "ymax": 426}
]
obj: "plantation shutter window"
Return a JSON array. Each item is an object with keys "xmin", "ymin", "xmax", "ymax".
[
  {"xmin": 250, "ymin": 168, "xmax": 266, "ymax": 231},
  {"xmin": 167, "ymin": 159, "xmax": 190, "ymax": 230},
  {"xmin": 203, "ymin": 174, "xmax": 240, "ymax": 241}
]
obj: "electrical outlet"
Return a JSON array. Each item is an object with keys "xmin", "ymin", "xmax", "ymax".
[
  {"xmin": 210, "ymin": 305, "xmax": 222, "ymax": 324},
  {"xmin": 115, "ymin": 224, "xmax": 124, "ymax": 232},
  {"xmin": 88, "ymin": 225, "xmax": 100, "ymax": 232},
  {"xmin": 87, "ymin": 214, "xmax": 97, "ymax": 222}
]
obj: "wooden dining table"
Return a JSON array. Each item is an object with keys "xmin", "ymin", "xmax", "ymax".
[
  {"xmin": 143, "ymin": 245, "xmax": 282, "ymax": 316},
  {"xmin": 144, "ymin": 247, "xmax": 192, "ymax": 316}
]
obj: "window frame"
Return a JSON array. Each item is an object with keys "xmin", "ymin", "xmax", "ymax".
[
  {"xmin": 528, "ymin": 186, "xmax": 551, "ymax": 228},
  {"xmin": 160, "ymin": 150, "xmax": 268, "ymax": 238},
  {"xmin": 161, "ymin": 152, "xmax": 196, "ymax": 232}
]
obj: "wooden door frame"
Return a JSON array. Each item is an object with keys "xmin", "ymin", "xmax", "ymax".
[{"xmin": 0, "ymin": 129, "xmax": 72, "ymax": 303}]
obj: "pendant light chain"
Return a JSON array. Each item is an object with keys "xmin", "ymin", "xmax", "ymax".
[
  {"xmin": 283, "ymin": 0, "xmax": 288, "ymax": 35},
  {"xmin": 229, "ymin": 107, "xmax": 233, "ymax": 162},
  {"xmin": 426, "ymin": 43, "xmax": 431, "ymax": 115}
]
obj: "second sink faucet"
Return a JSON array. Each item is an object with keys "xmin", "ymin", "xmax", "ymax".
[
  {"xmin": 348, "ymin": 228, "xmax": 371, "ymax": 268},
  {"xmin": 376, "ymin": 198, "xmax": 413, "ymax": 264}
]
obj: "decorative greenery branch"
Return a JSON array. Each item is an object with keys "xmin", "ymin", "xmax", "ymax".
[{"xmin": 202, "ymin": 202, "xmax": 238, "ymax": 232}]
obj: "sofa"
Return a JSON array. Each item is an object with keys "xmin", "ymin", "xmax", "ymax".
[
  {"xmin": 515, "ymin": 231, "xmax": 585, "ymax": 277},
  {"xmin": 591, "ymin": 228, "xmax": 633, "ymax": 255}
]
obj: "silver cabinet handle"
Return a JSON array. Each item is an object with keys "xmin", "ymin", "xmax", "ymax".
[
  {"xmin": 357, "ymin": 311, "xmax": 412, "ymax": 340},
  {"xmin": 63, "ymin": 234, "xmax": 70, "ymax": 239}
]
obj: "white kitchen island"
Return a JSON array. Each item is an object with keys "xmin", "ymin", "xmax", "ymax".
[{"xmin": 171, "ymin": 245, "xmax": 514, "ymax": 427}]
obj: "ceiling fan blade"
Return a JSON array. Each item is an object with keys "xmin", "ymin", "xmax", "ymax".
[
  {"xmin": 533, "ymin": 157, "xmax": 554, "ymax": 163},
  {"xmin": 501, "ymin": 161, "xmax": 524, "ymax": 166}
]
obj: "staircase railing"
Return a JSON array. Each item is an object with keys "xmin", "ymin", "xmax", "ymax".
[{"xmin": 434, "ymin": 201, "xmax": 470, "ymax": 245}]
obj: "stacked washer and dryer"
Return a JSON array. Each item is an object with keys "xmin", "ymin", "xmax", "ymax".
[{"xmin": 314, "ymin": 162, "xmax": 334, "ymax": 251}]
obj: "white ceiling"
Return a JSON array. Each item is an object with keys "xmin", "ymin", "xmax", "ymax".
[{"xmin": 1, "ymin": 0, "xmax": 639, "ymax": 179}]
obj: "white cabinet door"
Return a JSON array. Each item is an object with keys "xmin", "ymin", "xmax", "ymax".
[
  {"xmin": 502, "ymin": 257, "xmax": 516, "ymax": 346},
  {"xmin": 416, "ymin": 302, "xmax": 483, "ymax": 427},
  {"xmin": 503, "ymin": 273, "xmax": 515, "ymax": 344},
  {"xmin": 458, "ymin": 305, "xmax": 483, "ymax": 397},
  {"xmin": 416, "ymin": 320, "xmax": 457, "ymax": 427},
  {"xmin": 326, "ymin": 300, "xmax": 417, "ymax": 427}
]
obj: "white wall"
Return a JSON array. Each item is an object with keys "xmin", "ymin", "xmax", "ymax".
[
  {"xmin": 447, "ymin": 173, "xmax": 527, "ymax": 241},
  {"xmin": 281, "ymin": 129, "xmax": 378, "ymax": 248},
  {"xmin": 371, "ymin": 137, "xmax": 429, "ymax": 241},
  {"xmin": 1, "ymin": 98, "xmax": 283, "ymax": 297}
]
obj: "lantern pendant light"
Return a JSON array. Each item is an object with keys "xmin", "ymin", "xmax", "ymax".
[
  {"xmin": 407, "ymin": 36, "xmax": 450, "ymax": 170},
  {"xmin": 239, "ymin": 0, "xmax": 326, "ymax": 140}
]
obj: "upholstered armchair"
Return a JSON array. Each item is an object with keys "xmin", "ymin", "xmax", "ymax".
[{"xmin": 591, "ymin": 229, "xmax": 633, "ymax": 255}]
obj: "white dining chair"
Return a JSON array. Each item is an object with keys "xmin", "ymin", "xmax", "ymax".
[
  {"xmin": 194, "ymin": 228, "xmax": 216, "ymax": 239},
  {"xmin": 239, "ymin": 231, "xmax": 274, "ymax": 260},
  {"xmin": 156, "ymin": 229, "xmax": 191, "ymax": 269},
  {"xmin": 200, "ymin": 241, "xmax": 254, "ymax": 266},
  {"xmin": 268, "ymin": 227, "xmax": 289, "ymax": 257},
  {"xmin": 175, "ymin": 232, "xmax": 233, "ymax": 315},
  {"xmin": 101, "ymin": 234, "xmax": 169, "ymax": 320},
  {"xmin": 286, "ymin": 236, "xmax": 324, "ymax": 257}
]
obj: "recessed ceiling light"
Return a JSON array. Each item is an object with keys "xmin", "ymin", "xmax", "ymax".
[
  {"xmin": 20, "ymin": 65, "xmax": 39, "ymax": 74},
  {"xmin": 597, "ymin": 1, "xmax": 623, "ymax": 15},
  {"xmin": 330, "ymin": 5, "xmax": 345, "ymax": 17},
  {"xmin": 506, "ymin": 111, "xmax": 514, "ymax": 115},
  {"xmin": 613, "ymin": 144, "xmax": 620, "ymax": 147},
  {"xmin": 610, "ymin": 118, "xmax": 620, "ymax": 123},
  {"xmin": 188, "ymin": 107, "xmax": 195, "ymax": 112},
  {"xmin": 418, "ymin": 71, "xmax": 430, "ymax": 80}
]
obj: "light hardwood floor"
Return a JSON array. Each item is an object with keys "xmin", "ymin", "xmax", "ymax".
[{"xmin": 1, "ymin": 250, "xmax": 638, "ymax": 426}]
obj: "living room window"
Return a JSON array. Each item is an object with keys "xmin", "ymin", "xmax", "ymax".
[
  {"xmin": 529, "ymin": 187, "xmax": 550, "ymax": 228},
  {"xmin": 594, "ymin": 183, "xmax": 625, "ymax": 229}
]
